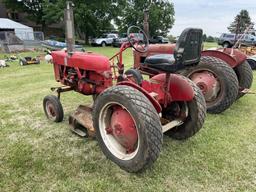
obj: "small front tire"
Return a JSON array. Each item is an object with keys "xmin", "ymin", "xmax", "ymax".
[
  {"xmin": 43, "ymin": 95, "xmax": 64, "ymax": 122},
  {"xmin": 125, "ymin": 68, "xmax": 143, "ymax": 85}
]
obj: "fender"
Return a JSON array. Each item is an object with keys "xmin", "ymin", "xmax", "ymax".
[
  {"xmin": 149, "ymin": 73, "xmax": 194, "ymax": 102},
  {"xmin": 202, "ymin": 50, "xmax": 237, "ymax": 68},
  {"xmin": 221, "ymin": 48, "xmax": 247, "ymax": 66},
  {"xmin": 202, "ymin": 49, "xmax": 247, "ymax": 68},
  {"xmin": 117, "ymin": 81, "xmax": 162, "ymax": 113}
]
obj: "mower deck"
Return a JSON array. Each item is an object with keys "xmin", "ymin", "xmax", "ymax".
[
  {"xmin": 69, "ymin": 105, "xmax": 95, "ymax": 137},
  {"xmin": 68, "ymin": 104, "xmax": 186, "ymax": 137}
]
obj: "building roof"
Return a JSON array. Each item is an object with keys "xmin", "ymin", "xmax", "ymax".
[{"xmin": 0, "ymin": 18, "xmax": 32, "ymax": 29}]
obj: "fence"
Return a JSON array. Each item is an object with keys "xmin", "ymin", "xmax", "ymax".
[{"xmin": 0, "ymin": 31, "xmax": 44, "ymax": 52}]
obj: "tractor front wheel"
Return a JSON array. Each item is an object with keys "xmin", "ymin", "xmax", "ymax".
[
  {"xmin": 234, "ymin": 60, "xmax": 253, "ymax": 99},
  {"xmin": 180, "ymin": 56, "xmax": 239, "ymax": 114},
  {"xmin": 163, "ymin": 78, "xmax": 206, "ymax": 140},
  {"xmin": 43, "ymin": 95, "xmax": 64, "ymax": 122},
  {"xmin": 93, "ymin": 85, "xmax": 163, "ymax": 172},
  {"xmin": 246, "ymin": 59, "xmax": 256, "ymax": 70},
  {"xmin": 125, "ymin": 68, "xmax": 143, "ymax": 85}
]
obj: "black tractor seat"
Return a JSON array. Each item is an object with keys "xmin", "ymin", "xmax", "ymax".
[
  {"xmin": 142, "ymin": 28, "xmax": 203, "ymax": 73},
  {"xmin": 143, "ymin": 54, "xmax": 184, "ymax": 73}
]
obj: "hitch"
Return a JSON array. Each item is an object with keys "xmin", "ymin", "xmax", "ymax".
[{"xmin": 51, "ymin": 86, "xmax": 73, "ymax": 99}]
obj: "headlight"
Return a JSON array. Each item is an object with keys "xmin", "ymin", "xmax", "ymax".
[{"xmin": 45, "ymin": 55, "xmax": 53, "ymax": 63}]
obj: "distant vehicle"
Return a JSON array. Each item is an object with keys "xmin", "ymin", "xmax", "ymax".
[
  {"xmin": 149, "ymin": 36, "xmax": 169, "ymax": 44},
  {"xmin": 112, "ymin": 33, "xmax": 144, "ymax": 47},
  {"xmin": 91, "ymin": 33, "xmax": 118, "ymax": 47},
  {"xmin": 218, "ymin": 33, "xmax": 256, "ymax": 48}
]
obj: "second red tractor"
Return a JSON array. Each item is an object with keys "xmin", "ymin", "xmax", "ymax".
[{"xmin": 133, "ymin": 42, "xmax": 253, "ymax": 114}]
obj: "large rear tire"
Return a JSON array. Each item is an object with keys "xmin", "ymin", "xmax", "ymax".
[
  {"xmin": 93, "ymin": 85, "xmax": 163, "ymax": 172},
  {"xmin": 179, "ymin": 56, "xmax": 239, "ymax": 114},
  {"xmin": 164, "ymin": 78, "xmax": 206, "ymax": 140},
  {"xmin": 234, "ymin": 61, "xmax": 253, "ymax": 99}
]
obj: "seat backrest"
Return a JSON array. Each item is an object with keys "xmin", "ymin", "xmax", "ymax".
[{"xmin": 174, "ymin": 28, "xmax": 203, "ymax": 66}]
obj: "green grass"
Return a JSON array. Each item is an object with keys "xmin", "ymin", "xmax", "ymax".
[
  {"xmin": 203, "ymin": 42, "xmax": 218, "ymax": 49},
  {"xmin": 0, "ymin": 45, "xmax": 256, "ymax": 192}
]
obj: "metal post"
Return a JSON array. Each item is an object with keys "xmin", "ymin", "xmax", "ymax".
[{"xmin": 65, "ymin": 1, "xmax": 75, "ymax": 53}]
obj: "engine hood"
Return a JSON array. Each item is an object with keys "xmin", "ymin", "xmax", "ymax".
[{"xmin": 52, "ymin": 51, "xmax": 111, "ymax": 72}]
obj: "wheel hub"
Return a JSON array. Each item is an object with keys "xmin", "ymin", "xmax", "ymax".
[
  {"xmin": 107, "ymin": 106, "xmax": 138, "ymax": 153},
  {"xmin": 190, "ymin": 71, "xmax": 220, "ymax": 102},
  {"xmin": 46, "ymin": 102, "xmax": 56, "ymax": 118}
]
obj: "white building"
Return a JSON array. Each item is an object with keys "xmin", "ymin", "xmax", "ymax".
[{"xmin": 0, "ymin": 18, "xmax": 34, "ymax": 40}]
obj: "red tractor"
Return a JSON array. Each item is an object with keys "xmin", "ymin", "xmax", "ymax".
[
  {"xmin": 43, "ymin": 8, "xmax": 207, "ymax": 172},
  {"xmin": 133, "ymin": 41, "xmax": 253, "ymax": 114}
]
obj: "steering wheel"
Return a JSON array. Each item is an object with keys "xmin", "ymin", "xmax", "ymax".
[{"xmin": 127, "ymin": 26, "xmax": 149, "ymax": 53}]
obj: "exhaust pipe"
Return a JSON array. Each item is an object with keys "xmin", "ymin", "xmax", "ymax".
[{"xmin": 65, "ymin": 1, "xmax": 75, "ymax": 54}]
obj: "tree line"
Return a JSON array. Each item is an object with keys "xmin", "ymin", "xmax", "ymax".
[
  {"xmin": 3, "ymin": 0, "xmax": 175, "ymax": 43},
  {"xmin": 4, "ymin": 1, "xmax": 255, "ymax": 43}
]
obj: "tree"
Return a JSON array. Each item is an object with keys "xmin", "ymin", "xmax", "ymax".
[
  {"xmin": 115, "ymin": 0, "xmax": 175, "ymax": 37},
  {"xmin": 167, "ymin": 34, "xmax": 176, "ymax": 43},
  {"xmin": 206, "ymin": 36, "xmax": 215, "ymax": 42},
  {"xmin": 43, "ymin": 0, "xmax": 124, "ymax": 43},
  {"xmin": 228, "ymin": 10, "xmax": 254, "ymax": 34},
  {"xmin": 3, "ymin": 0, "xmax": 48, "ymax": 33},
  {"xmin": 4, "ymin": 0, "xmax": 123, "ymax": 42},
  {"xmin": 202, "ymin": 34, "xmax": 207, "ymax": 42}
]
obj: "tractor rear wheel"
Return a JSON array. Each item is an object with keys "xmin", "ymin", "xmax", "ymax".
[
  {"xmin": 163, "ymin": 78, "xmax": 206, "ymax": 140},
  {"xmin": 43, "ymin": 95, "xmax": 64, "ymax": 122},
  {"xmin": 179, "ymin": 56, "xmax": 239, "ymax": 114},
  {"xmin": 234, "ymin": 60, "xmax": 253, "ymax": 99},
  {"xmin": 93, "ymin": 85, "xmax": 163, "ymax": 172}
]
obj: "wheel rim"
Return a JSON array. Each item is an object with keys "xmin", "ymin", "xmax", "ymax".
[
  {"xmin": 45, "ymin": 101, "xmax": 57, "ymax": 120},
  {"xmin": 98, "ymin": 102, "xmax": 139, "ymax": 160},
  {"xmin": 20, "ymin": 61, "xmax": 23, "ymax": 66},
  {"xmin": 187, "ymin": 69, "xmax": 223, "ymax": 107}
]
